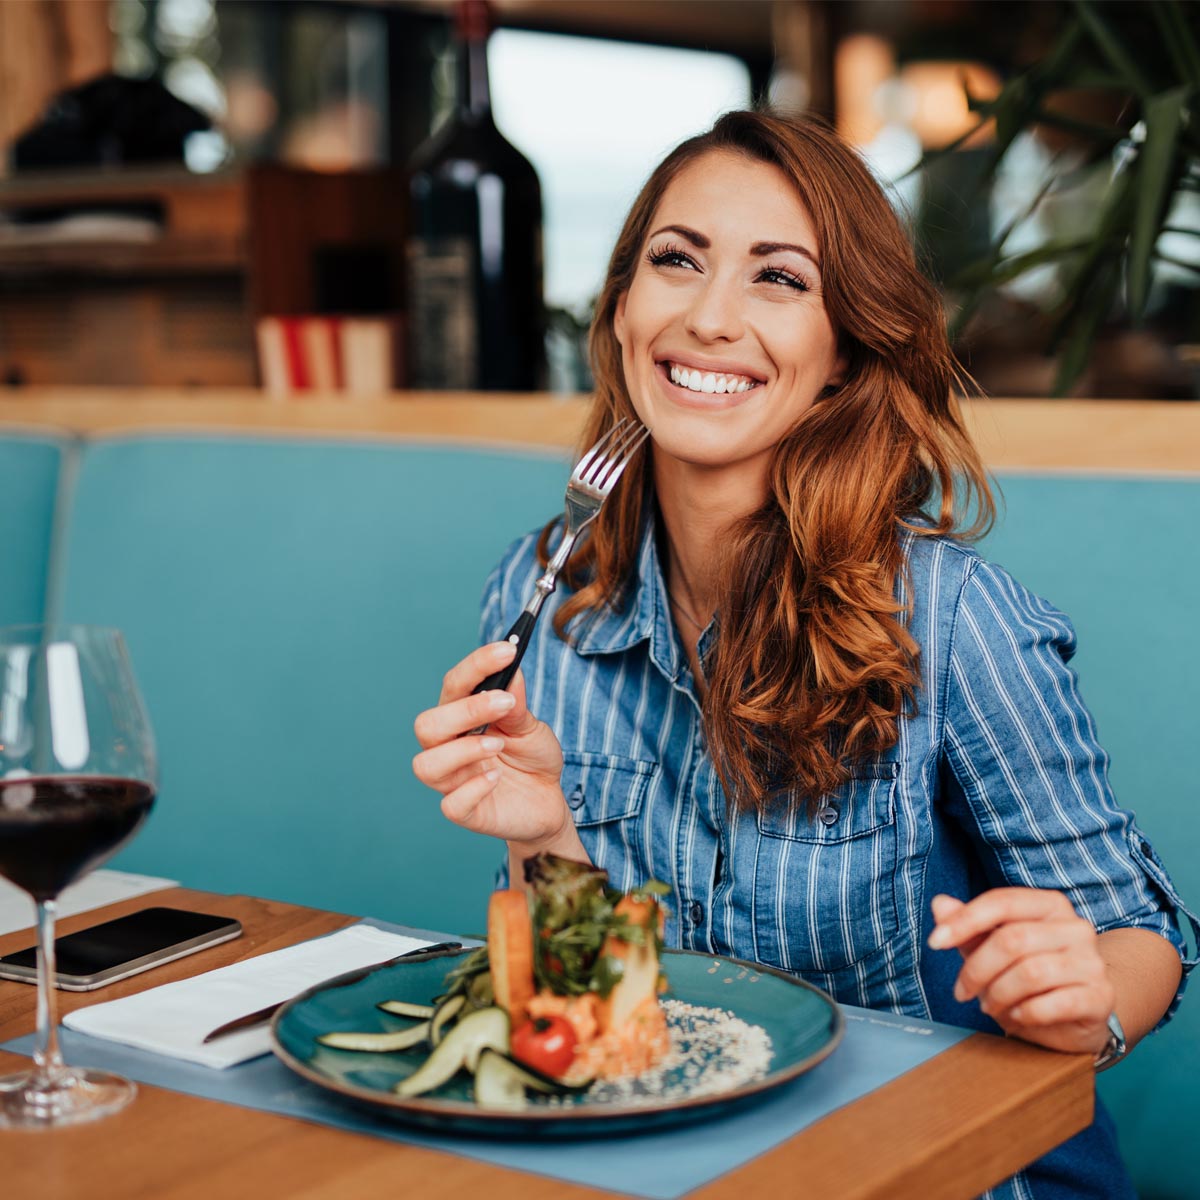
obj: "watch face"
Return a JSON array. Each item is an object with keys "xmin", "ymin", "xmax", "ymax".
[{"xmin": 1096, "ymin": 1011, "xmax": 1127, "ymax": 1071}]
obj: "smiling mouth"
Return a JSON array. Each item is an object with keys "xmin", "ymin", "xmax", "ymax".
[{"xmin": 663, "ymin": 361, "xmax": 763, "ymax": 396}]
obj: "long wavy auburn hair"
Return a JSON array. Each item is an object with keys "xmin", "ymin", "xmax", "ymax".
[{"xmin": 539, "ymin": 110, "xmax": 995, "ymax": 810}]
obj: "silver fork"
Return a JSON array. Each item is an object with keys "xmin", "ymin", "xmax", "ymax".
[{"xmin": 469, "ymin": 417, "xmax": 650, "ymax": 718}]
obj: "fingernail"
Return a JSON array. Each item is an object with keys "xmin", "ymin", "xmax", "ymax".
[
  {"xmin": 484, "ymin": 768, "xmax": 501, "ymax": 782},
  {"xmin": 1010, "ymin": 1005, "xmax": 1025, "ymax": 1022},
  {"xmin": 490, "ymin": 691, "xmax": 516, "ymax": 710},
  {"xmin": 953, "ymin": 980, "xmax": 967, "ymax": 1003},
  {"xmin": 481, "ymin": 736, "xmax": 504, "ymax": 752},
  {"xmin": 494, "ymin": 640, "xmax": 518, "ymax": 657},
  {"xmin": 928, "ymin": 926, "xmax": 952, "ymax": 949}
]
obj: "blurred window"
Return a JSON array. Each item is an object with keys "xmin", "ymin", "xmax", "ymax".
[{"xmin": 489, "ymin": 30, "xmax": 752, "ymax": 315}]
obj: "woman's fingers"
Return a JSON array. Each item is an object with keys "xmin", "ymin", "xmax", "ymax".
[
  {"xmin": 928, "ymin": 887, "xmax": 1076, "ymax": 952},
  {"xmin": 953, "ymin": 916, "xmax": 1093, "ymax": 1003},
  {"xmin": 438, "ymin": 641, "xmax": 517, "ymax": 705},
  {"xmin": 974, "ymin": 946, "xmax": 1108, "ymax": 1016},
  {"xmin": 439, "ymin": 765, "xmax": 502, "ymax": 825},
  {"xmin": 1007, "ymin": 983, "xmax": 1113, "ymax": 1029},
  {"xmin": 413, "ymin": 732, "xmax": 504, "ymax": 790},
  {"xmin": 413, "ymin": 688, "xmax": 516, "ymax": 749}
]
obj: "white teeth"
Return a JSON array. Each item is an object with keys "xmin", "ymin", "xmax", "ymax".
[{"xmin": 666, "ymin": 362, "xmax": 758, "ymax": 394}]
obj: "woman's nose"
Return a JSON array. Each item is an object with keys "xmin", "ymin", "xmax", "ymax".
[{"xmin": 683, "ymin": 275, "xmax": 744, "ymax": 343}]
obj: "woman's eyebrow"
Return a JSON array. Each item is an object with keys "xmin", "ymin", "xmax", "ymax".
[
  {"xmin": 751, "ymin": 241, "xmax": 820, "ymax": 270},
  {"xmin": 647, "ymin": 225, "xmax": 820, "ymax": 271},
  {"xmin": 648, "ymin": 223, "xmax": 709, "ymax": 248}
]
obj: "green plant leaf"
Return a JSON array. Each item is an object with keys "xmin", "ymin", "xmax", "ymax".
[
  {"xmin": 1053, "ymin": 262, "xmax": 1120, "ymax": 395},
  {"xmin": 1046, "ymin": 168, "xmax": 1135, "ymax": 383},
  {"xmin": 1153, "ymin": 0, "xmax": 1200, "ymax": 87},
  {"xmin": 1128, "ymin": 85, "xmax": 1190, "ymax": 319},
  {"xmin": 1075, "ymin": 0, "xmax": 1155, "ymax": 98},
  {"xmin": 1027, "ymin": 108, "xmax": 1124, "ymax": 146},
  {"xmin": 1152, "ymin": 1, "xmax": 1197, "ymax": 85},
  {"xmin": 952, "ymin": 239, "xmax": 1094, "ymax": 290}
]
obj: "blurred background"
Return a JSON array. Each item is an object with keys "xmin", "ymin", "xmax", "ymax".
[{"xmin": 1, "ymin": 0, "xmax": 1197, "ymax": 399}]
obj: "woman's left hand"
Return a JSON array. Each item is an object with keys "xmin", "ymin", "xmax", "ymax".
[{"xmin": 929, "ymin": 889, "xmax": 1115, "ymax": 1056}]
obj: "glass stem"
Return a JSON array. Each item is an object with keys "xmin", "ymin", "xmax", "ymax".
[{"xmin": 32, "ymin": 898, "xmax": 66, "ymax": 1087}]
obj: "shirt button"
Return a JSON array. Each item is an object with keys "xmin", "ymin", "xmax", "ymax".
[
  {"xmin": 817, "ymin": 803, "xmax": 839, "ymax": 827},
  {"xmin": 567, "ymin": 785, "xmax": 585, "ymax": 810},
  {"xmin": 688, "ymin": 900, "xmax": 704, "ymax": 926}
]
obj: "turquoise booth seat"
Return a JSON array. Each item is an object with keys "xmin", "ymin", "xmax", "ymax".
[
  {"xmin": 977, "ymin": 474, "xmax": 1200, "ymax": 1200},
  {"xmin": 0, "ymin": 434, "xmax": 65, "ymax": 626},
  {"xmin": 54, "ymin": 435, "xmax": 569, "ymax": 935},
  {"xmin": 2, "ymin": 427, "xmax": 1195, "ymax": 1198}
]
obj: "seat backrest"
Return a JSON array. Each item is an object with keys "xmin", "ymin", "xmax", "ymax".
[
  {"xmin": 980, "ymin": 471, "xmax": 1199, "ymax": 1198},
  {"xmin": 0, "ymin": 434, "xmax": 66, "ymax": 627},
  {"xmin": 55, "ymin": 434, "xmax": 569, "ymax": 936}
]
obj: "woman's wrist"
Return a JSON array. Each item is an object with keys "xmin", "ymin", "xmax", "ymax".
[{"xmin": 507, "ymin": 808, "xmax": 591, "ymax": 882}]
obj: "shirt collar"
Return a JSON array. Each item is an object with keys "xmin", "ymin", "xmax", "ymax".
[{"xmin": 571, "ymin": 517, "xmax": 686, "ymax": 681}]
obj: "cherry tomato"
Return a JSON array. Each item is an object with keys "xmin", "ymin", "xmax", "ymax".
[{"xmin": 511, "ymin": 1015, "xmax": 577, "ymax": 1077}]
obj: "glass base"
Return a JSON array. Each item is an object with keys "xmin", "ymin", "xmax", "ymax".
[{"xmin": 0, "ymin": 1066, "xmax": 136, "ymax": 1128}]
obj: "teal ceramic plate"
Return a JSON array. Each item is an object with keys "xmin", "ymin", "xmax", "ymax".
[{"xmin": 270, "ymin": 946, "xmax": 843, "ymax": 1136}]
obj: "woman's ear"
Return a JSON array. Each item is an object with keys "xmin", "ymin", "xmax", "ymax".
[
  {"xmin": 614, "ymin": 292, "xmax": 627, "ymax": 347},
  {"xmin": 825, "ymin": 348, "xmax": 849, "ymax": 391}
]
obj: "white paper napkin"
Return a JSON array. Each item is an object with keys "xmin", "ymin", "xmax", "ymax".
[{"xmin": 62, "ymin": 924, "xmax": 433, "ymax": 1069}]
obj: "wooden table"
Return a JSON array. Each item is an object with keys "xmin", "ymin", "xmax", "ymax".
[{"xmin": 0, "ymin": 888, "xmax": 1094, "ymax": 1200}]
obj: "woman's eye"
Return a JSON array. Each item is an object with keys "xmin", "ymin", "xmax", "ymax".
[
  {"xmin": 758, "ymin": 266, "xmax": 810, "ymax": 292},
  {"xmin": 646, "ymin": 246, "xmax": 696, "ymax": 271}
]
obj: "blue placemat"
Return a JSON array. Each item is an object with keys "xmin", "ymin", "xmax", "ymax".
[{"xmin": 1, "ymin": 922, "xmax": 971, "ymax": 1200}]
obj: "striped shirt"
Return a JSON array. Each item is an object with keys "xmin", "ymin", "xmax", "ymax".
[{"xmin": 482, "ymin": 519, "xmax": 1197, "ymax": 1200}]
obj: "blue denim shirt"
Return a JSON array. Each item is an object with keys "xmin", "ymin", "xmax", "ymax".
[{"xmin": 482, "ymin": 520, "xmax": 1198, "ymax": 1200}]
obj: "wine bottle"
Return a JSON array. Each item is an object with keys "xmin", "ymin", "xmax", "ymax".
[{"xmin": 406, "ymin": 0, "xmax": 545, "ymax": 391}]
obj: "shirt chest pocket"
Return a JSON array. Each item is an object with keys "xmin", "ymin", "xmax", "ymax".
[
  {"xmin": 562, "ymin": 749, "xmax": 657, "ymax": 885},
  {"xmin": 751, "ymin": 762, "xmax": 900, "ymax": 973}
]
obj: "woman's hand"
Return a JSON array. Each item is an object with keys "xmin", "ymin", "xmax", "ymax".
[
  {"xmin": 412, "ymin": 641, "xmax": 576, "ymax": 854},
  {"xmin": 929, "ymin": 889, "xmax": 1115, "ymax": 1057}
]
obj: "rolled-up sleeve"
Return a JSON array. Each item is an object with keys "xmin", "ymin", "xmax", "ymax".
[{"xmin": 942, "ymin": 559, "xmax": 1199, "ymax": 1023}]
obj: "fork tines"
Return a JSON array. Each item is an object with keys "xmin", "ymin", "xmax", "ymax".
[{"xmin": 575, "ymin": 418, "xmax": 650, "ymax": 492}]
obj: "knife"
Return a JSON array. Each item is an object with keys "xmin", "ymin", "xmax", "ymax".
[{"xmin": 200, "ymin": 940, "xmax": 463, "ymax": 1043}]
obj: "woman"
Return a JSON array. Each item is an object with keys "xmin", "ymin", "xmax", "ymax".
[{"xmin": 413, "ymin": 111, "xmax": 1194, "ymax": 1198}]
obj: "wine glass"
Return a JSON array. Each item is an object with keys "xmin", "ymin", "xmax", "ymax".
[{"xmin": 0, "ymin": 625, "xmax": 157, "ymax": 1128}]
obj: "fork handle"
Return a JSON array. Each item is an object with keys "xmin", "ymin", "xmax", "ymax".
[
  {"xmin": 475, "ymin": 610, "xmax": 537, "ymax": 696},
  {"xmin": 464, "ymin": 530, "xmax": 578, "ymax": 736},
  {"xmin": 463, "ymin": 610, "xmax": 540, "ymax": 737}
]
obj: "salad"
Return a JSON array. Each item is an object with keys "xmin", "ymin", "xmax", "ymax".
[{"xmin": 316, "ymin": 854, "xmax": 671, "ymax": 1109}]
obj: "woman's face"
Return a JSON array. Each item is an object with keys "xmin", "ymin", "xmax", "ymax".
[{"xmin": 614, "ymin": 149, "xmax": 846, "ymax": 478}]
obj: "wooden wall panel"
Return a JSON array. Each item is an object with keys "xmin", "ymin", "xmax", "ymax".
[{"xmin": 0, "ymin": 390, "xmax": 1196, "ymax": 475}]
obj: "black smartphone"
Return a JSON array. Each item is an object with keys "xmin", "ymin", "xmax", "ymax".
[{"xmin": 0, "ymin": 907, "xmax": 243, "ymax": 991}]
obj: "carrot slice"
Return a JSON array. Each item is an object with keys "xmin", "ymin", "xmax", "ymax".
[
  {"xmin": 487, "ymin": 889, "xmax": 535, "ymax": 1024},
  {"xmin": 596, "ymin": 896, "xmax": 662, "ymax": 1033}
]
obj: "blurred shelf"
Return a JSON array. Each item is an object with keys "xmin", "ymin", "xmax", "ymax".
[{"xmin": 0, "ymin": 165, "xmax": 406, "ymax": 387}]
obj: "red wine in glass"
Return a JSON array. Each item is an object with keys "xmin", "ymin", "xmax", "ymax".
[
  {"xmin": 0, "ymin": 777, "xmax": 154, "ymax": 901},
  {"xmin": 0, "ymin": 626, "xmax": 157, "ymax": 1129}
]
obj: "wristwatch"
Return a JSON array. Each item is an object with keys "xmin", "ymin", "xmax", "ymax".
[{"xmin": 1094, "ymin": 1011, "xmax": 1127, "ymax": 1072}]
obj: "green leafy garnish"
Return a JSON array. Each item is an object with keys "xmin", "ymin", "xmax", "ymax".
[{"xmin": 523, "ymin": 853, "xmax": 668, "ymax": 998}]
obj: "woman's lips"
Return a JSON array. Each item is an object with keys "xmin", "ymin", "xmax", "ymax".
[
  {"xmin": 664, "ymin": 360, "xmax": 762, "ymax": 395},
  {"xmin": 654, "ymin": 360, "xmax": 762, "ymax": 408}
]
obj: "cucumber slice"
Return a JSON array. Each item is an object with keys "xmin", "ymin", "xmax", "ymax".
[
  {"xmin": 474, "ymin": 1048, "xmax": 529, "ymax": 1111},
  {"xmin": 430, "ymin": 992, "xmax": 467, "ymax": 1045},
  {"xmin": 393, "ymin": 1006, "xmax": 510, "ymax": 1098},
  {"xmin": 480, "ymin": 1049, "xmax": 592, "ymax": 1096},
  {"xmin": 376, "ymin": 1000, "xmax": 436, "ymax": 1020},
  {"xmin": 317, "ymin": 1022, "xmax": 430, "ymax": 1053}
]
